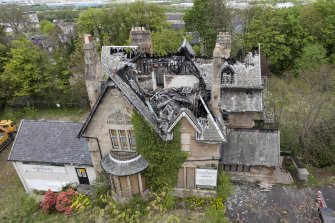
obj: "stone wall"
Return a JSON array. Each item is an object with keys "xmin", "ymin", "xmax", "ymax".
[
  {"xmin": 85, "ymin": 87, "xmax": 134, "ymax": 158},
  {"xmin": 220, "ymin": 89, "xmax": 263, "ymax": 112}
]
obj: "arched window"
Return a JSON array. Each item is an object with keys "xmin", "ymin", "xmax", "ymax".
[{"xmin": 107, "ymin": 111, "xmax": 131, "ymax": 125}]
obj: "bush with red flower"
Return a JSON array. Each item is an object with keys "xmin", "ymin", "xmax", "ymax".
[
  {"xmin": 55, "ymin": 188, "xmax": 78, "ymax": 214},
  {"xmin": 41, "ymin": 189, "xmax": 57, "ymax": 213}
]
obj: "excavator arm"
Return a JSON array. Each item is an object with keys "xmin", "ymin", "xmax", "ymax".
[{"xmin": 0, "ymin": 125, "xmax": 8, "ymax": 133}]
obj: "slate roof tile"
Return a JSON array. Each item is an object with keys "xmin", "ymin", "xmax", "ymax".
[{"xmin": 8, "ymin": 120, "xmax": 92, "ymax": 166}]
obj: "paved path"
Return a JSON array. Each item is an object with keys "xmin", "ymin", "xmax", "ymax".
[{"xmin": 226, "ymin": 183, "xmax": 335, "ymax": 223}]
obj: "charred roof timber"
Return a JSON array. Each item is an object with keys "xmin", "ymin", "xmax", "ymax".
[{"xmin": 81, "ymin": 28, "xmax": 274, "ymax": 143}]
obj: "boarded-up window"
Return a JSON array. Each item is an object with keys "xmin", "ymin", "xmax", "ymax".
[
  {"xmin": 140, "ymin": 173, "xmax": 146, "ymax": 192},
  {"xmin": 186, "ymin": 167, "xmax": 195, "ymax": 189},
  {"xmin": 120, "ymin": 176, "xmax": 131, "ymax": 198},
  {"xmin": 130, "ymin": 174, "xmax": 140, "ymax": 194},
  {"xmin": 176, "ymin": 167, "xmax": 184, "ymax": 188},
  {"xmin": 181, "ymin": 133, "xmax": 191, "ymax": 152}
]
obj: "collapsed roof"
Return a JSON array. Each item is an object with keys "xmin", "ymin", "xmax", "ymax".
[{"xmin": 99, "ymin": 40, "xmax": 226, "ymax": 143}]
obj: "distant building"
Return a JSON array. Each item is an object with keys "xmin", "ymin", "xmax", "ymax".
[
  {"xmin": 166, "ymin": 13, "xmax": 184, "ymax": 30},
  {"xmin": 28, "ymin": 35, "xmax": 56, "ymax": 52}
]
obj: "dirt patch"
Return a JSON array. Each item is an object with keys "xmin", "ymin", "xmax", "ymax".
[{"xmin": 309, "ymin": 166, "xmax": 335, "ymax": 181}]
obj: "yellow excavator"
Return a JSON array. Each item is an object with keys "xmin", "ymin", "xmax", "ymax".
[{"xmin": 0, "ymin": 120, "xmax": 16, "ymax": 151}]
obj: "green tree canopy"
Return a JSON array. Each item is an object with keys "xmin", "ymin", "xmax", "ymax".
[
  {"xmin": 184, "ymin": 0, "xmax": 231, "ymax": 56},
  {"xmin": 77, "ymin": 2, "xmax": 166, "ymax": 46},
  {"xmin": 243, "ymin": 7, "xmax": 312, "ymax": 73},
  {"xmin": 152, "ymin": 29, "xmax": 184, "ymax": 56},
  {"xmin": 0, "ymin": 37, "xmax": 71, "ymax": 101},
  {"xmin": 1, "ymin": 37, "xmax": 49, "ymax": 98},
  {"xmin": 40, "ymin": 20, "xmax": 56, "ymax": 35},
  {"xmin": 294, "ymin": 43, "xmax": 328, "ymax": 72},
  {"xmin": 301, "ymin": 0, "xmax": 335, "ymax": 55}
]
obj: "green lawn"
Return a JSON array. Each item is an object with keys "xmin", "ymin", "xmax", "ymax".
[{"xmin": 0, "ymin": 107, "xmax": 90, "ymax": 124}]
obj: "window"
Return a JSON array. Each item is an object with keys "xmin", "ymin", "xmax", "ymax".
[
  {"xmin": 128, "ymin": 130, "xmax": 136, "ymax": 148},
  {"xmin": 221, "ymin": 68, "xmax": 234, "ymax": 85},
  {"xmin": 110, "ymin": 130, "xmax": 120, "ymax": 149},
  {"xmin": 181, "ymin": 133, "xmax": 191, "ymax": 152},
  {"xmin": 109, "ymin": 129, "xmax": 136, "ymax": 151},
  {"xmin": 119, "ymin": 130, "xmax": 128, "ymax": 148}
]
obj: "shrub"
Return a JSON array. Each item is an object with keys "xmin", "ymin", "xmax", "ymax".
[
  {"xmin": 204, "ymin": 206, "xmax": 230, "ymax": 223},
  {"xmin": 210, "ymin": 197, "xmax": 225, "ymax": 210},
  {"xmin": 41, "ymin": 189, "xmax": 57, "ymax": 213},
  {"xmin": 71, "ymin": 193, "xmax": 92, "ymax": 213},
  {"xmin": 162, "ymin": 189, "xmax": 175, "ymax": 210},
  {"xmin": 185, "ymin": 196, "xmax": 208, "ymax": 211},
  {"xmin": 55, "ymin": 188, "xmax": 77, "ymax": 214},
  {"xmin": 217, "ymin": 171, "xmax": 234, "ymax": 200},
  {"xmin": 21, "ymin": 194, "xmax": 39, "ymax": 216},
  {"xmin": 92, "ymin": 171, "xmax": 110, "ymax": 198}
]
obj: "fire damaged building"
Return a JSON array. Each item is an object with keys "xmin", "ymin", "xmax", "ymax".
[{"xmin": 79, "ymin": 27, "xmax": 291, "ymax": 201}]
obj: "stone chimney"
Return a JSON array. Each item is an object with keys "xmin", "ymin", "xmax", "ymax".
[
  {"xmin": 84, "ymin": 34, "xmax": 101, "ymax": 108},
  {"xmin": 211, "ymin": 32, "xmax": 231, "ymax": 118},
  {"xmin": 130, "ymin": 27, "xmax": 153, "ymax": 55}
]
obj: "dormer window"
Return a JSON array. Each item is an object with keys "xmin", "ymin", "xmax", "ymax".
[{"xmin": 221, "ymin": 67, "xmax": 235, "ymax": 85}]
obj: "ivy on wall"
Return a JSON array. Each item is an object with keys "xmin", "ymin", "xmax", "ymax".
[{"xmin": 132, "ymin": 111, "xmax": 187, "ymax": 191}]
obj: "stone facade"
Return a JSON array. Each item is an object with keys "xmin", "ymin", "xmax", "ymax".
[{"xmin": 81, "ymin": 27, "xmax": 289, "ymax": 201}]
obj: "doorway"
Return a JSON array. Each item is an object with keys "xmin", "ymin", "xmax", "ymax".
[{"xmin": 75, "ymin": 168, "xmax": 90, "ymax": 185}]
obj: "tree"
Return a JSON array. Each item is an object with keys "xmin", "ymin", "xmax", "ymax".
[
  {"xmin": 0, "ymin": 37, "xmax": 49, "ymax": 99},
  {"xmin": 294, "ymin": 43, "xmax": 328, "ymax": 72},
  {"xmin": 0, "ymin": 4, "xmax": 30, "ymax": 35},
  {"xmin": 270, "ymin": 65, "xmax": 335, "ymax": 166},
  {"xmin": 243, "ymin": 7, "xmax": 312, "ymax": 73},
  {"xmin": 301, "ymin": 0, "xmax": 335, "ymax": 56},
  {"xmin": 40, "ymin": 20, "xmax": 56, "ymax": 35},
  {"xmin": 77, "ymin": 2, "xmax": 166, "ymax": 46},
  {"xmin": 184, "ymin": 0, "xmax": 231, "ymax": 56},
  {"xmin": 152, "ymin": 29, "xmax": 184, "ymax": 56}
]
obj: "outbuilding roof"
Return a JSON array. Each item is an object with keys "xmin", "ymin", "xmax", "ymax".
[
  {"xmin": 221, "ymin": 129, "xmax": 280, "ymax": 167},
  {"xmin": 8, "ymin": 120, "xmax": 92, "ymax": 166}
]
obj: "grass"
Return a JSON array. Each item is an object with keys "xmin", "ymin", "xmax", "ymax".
[
  {"xmin": 0, "ymin": 107, "xmax": 90, "ymax": 124},
  {"xmin": 0, "ymin": 108, "xmax": 91, "ymax": 223},
  {"xmin": 304, "ymin": 165, "xmax": 335, "ymax": 187}
]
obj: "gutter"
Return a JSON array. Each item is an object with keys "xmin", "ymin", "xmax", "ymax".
[{"xmin": 80, "ymin": 134, "xmax": 103, "ymax": 159}]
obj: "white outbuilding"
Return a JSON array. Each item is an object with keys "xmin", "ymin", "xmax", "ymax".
[{"xmin": 8, "ymin": 120, "xmax": 96, "ymax": 194}]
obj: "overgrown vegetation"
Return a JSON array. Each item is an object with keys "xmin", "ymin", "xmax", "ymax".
[
  {"xmin": 132, "ymin": 111, "xmax": 187, "ymax": 191},
  {"xmin": 217, "ymin": 171, "xmax": 234, "ymax": 200}
]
